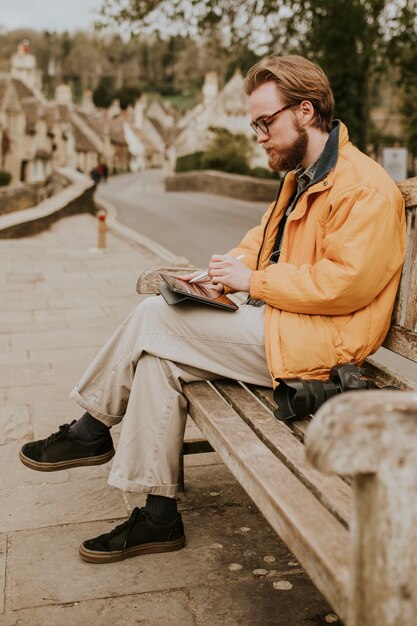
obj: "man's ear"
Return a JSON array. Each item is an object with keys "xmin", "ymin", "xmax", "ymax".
[{"xmin": 298, "ymin": 100, "xmax": 315, "ymax": 126}]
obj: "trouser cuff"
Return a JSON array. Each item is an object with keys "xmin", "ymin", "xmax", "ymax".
[
  {"xmin": 70, "ymin": 386, "xmax": 124, "ymax": 427},
  {"xmin": 108, "ymin": 471, "xmax": 178, "ymax": 498}
]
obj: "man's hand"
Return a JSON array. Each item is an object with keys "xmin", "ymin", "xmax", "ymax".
[
  {"xmin": 208, "ymin": 255, "xmax": 252, "ymax": 292},
  {"xmin": 175, "ymin": 271, "xmax": 224, "ymax": 297}
]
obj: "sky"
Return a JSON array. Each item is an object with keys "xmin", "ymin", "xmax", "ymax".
[{"xmin": 0, "ymin": 0, "xmax": 104, "ymax": 33}]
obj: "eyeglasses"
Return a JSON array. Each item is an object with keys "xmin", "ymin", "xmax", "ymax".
[{"xmin": 250, "ymin": 104, "xmax": 294, "ymax": 135}]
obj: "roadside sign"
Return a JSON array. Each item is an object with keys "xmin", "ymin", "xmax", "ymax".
[{"xmin": 382, "ymin": 147, "xmax": 408, "ymax": 182}]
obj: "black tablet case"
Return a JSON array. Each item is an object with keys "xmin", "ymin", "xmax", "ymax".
[{"xmin": 158, "ymin": 283, "xmax": 237, "ymax": 311}]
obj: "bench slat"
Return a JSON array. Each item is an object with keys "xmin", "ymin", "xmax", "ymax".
[
  {"xmin": 382, "ymin": 325, "xmax": 417, "ymax": 363},
  {"xmin": 398, "ymin": 176, "xmax": 417, "ymax": 210},
  {"xmin": 404, "ymin": 208, "xmax": 417, "ymax": 332},
  {"xmin": 213, "ymin": 379, "xmax": 351, "ymax": 527},
  {"xmin": 362, "ymin": 358, "xmax": 417, "ymax": 390},
  {"xmin": 392, "ymin": 207, "xmax": 413, "ymax": 326},
  {"xmin": 247, "ymin": 385, "xmax": 311, "ymax": 441},
  {"xmin": 184, "ymin": 380, "xmax": 350, "ymax": 622}
]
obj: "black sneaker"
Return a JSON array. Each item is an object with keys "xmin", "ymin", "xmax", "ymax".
[
  {"xmin": 79, "ymin": 507, "xmax": 186, "ymax": 564},
  {"xmin": 19, "ymin": 421, "xmax": 115, "ymax": 472}
]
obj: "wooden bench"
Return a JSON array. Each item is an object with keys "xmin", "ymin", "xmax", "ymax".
[{"xmin": 137, "ymin": 176, "xmax": 417, "ymax": 626}]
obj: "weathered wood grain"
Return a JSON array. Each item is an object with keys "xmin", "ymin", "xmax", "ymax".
[
  {"xmin": 306, "ymin": 390, "xmax": 417, "ymax": 626},
  {"xmin": 184, "ymin": 380, "xmax": 350, "ymax": 622},
  {"xmin": 382, "ymin": 325, "xmax": 417, "ymax": 363},
  {"xmin": 213, "ymin": 379, "xmax": 351, "ymax": 526},
  {"xmin": 398, "ymin": 176, "xmax": 417, "ymax": 210},
  {"xmin": 362, "ymin": 357, "xmax": 417, "ymax": 391},
  {"xmin": 136, "ymin": 266, "xmax": 201, "ymax": 294},
  {"xmin": 404, "ymin": 209, "xmax": 417, "ymax": 332},
  {"xmin": 391, "ymin": 208, "xmax": 413, "ymax": 325},
  {"xmin": 247, "ymin": 384, "xmax": 312, "ymax": 441}
]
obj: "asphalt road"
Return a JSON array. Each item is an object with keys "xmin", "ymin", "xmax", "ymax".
[{"xmin": 96, "ymin": 169, "xmax": 268, "ymax": 267}]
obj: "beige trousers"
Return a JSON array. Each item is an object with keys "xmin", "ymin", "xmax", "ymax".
[{"xmin": 70, "ymin": 295, "xmax": 271, "ymax": 497}]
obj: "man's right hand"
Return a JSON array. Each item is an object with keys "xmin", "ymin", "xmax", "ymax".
[{"xmin": 175, "ymin": 271, "xmax": 225, "ymax": 296}]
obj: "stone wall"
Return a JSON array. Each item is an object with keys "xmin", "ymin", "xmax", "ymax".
[
  {"xmin": 0, "ymin": 168, "xmax": 95, "ymax": 238},
  {"xmin": 165, "ymin": 170, "xmax": 279, "ymax": 203},
  {"xmin": 0, "ymin": 171, "xmax": 71, "ymax": 217}
]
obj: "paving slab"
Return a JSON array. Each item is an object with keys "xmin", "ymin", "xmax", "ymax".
[
  {"xmin": 0, "ymin": 443, "xmax": 70, "ymax": 490},
  {"xmin": 0, "ymin": 364, "xmax": 52, "ymax": 388},
  {"xmin": 29, "ymin": 346, "xmax": 100, "ymax": 365},
  {"xmin": 10, "ymin": 505, "xmax": 296, "ymax": 611},
  {"xmin": 30, "ymin": 399, "xmax": 86, "ymax": 439},
  {"xmin": 3, "ymin": 590, "xmax": 196, "ymax": 626},
  {"xmin": 33, "ymin": 306, "xmax": 108, "ymax": 323},
  {"xmin": 0, "ymin": 407, "xmax": 31, "ymax": 445},
  {"xmin": 189, "ymin": 576, "xmax": 338, "ymax": 626},
  {"xmin": 0, "ymin": 352, "xmax": 29, "ymax": 366},
  {"xmin": 1, "ymin": 477, "xmax": 126, "ymax": 532},
  {"xmin": 5, "ymin": 384, "xmax": 74, "ymax": 407}
]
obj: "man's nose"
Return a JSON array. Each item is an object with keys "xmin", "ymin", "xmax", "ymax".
[{"xmin": 257, "ymin": 129, "xmax": 269, "ymax": 144}]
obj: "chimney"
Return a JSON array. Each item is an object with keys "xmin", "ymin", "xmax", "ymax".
[
  {"xmin": 55, "ymin": 84, "xmax": 73, "ymax": 105},
  {"xmin": 133, "ymin": 96, "xmax": 147, "ymax": 129},
  {"xmin": 202, "ymin": 72, "xmax": 218, "ymax": 107},
  {"xmin": 81, "ymin": 89, "xmax": 94, "ymax": 112}
]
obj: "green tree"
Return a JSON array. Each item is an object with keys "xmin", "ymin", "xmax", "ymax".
[
  {"xmin": 93, "ymin": 75, "xmax": 116, "ymax": 107},
  {"xmin": 116, "ymin": 83, "xmax": 142, "ymax": 108},
  {"xmin": 387, "ymin": 1, "xmax": 417, "ymax": 160},
  {"xmin": 97, "ymin": 0, "xmax": 412, "ymax": 152}
]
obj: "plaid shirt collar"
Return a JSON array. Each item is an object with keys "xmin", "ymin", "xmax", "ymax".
[{"xmin": 294, "ymin": 157, "xmax": 321, "ymax": 193}]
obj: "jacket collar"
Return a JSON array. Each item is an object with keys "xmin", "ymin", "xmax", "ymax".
[{"xmin": 310, "ymin": 119, "xmax": 345, "ymax": 184}]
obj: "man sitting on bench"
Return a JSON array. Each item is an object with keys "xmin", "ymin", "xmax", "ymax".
[{"xmin": 19, "ymin": 55, "xmax": 406, "ymax": 564}]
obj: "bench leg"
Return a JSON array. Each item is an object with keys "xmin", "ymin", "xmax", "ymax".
[
  {"xmin": 178, "ymin": 448, "xmax": 185, "ymax": 492},
  {"xmin": 178, "ymin": 440, "xmax": 214, "ymax": 492}
]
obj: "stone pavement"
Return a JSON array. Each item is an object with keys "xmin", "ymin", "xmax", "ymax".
[{"xmin": 0, "ymin": 214, "xmax": 339, "ymax": 625}]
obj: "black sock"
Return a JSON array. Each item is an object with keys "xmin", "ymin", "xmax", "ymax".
[
  {"xmin": 69, "ymin": 412, "xmax": 110, "ymax": 441},
  {"xmin": 145, "ymin": 494, "xmax": 178, "ymax": 524}
]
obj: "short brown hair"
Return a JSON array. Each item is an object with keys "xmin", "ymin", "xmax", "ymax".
[{"xmin": 244, "ymin": 55, "xmax": 334, "ymax": 133}]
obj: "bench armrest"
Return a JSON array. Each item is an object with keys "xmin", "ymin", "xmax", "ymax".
[
  {"xmin": 305, "ymin": 390, "xmax": 417, "ymax": 626},
  {"xmin": 136, "ymin": 266, "xmax": 202, "ymax": 294}
]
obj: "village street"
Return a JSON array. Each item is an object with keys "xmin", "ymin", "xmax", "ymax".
[{"xmin": 96, "ymin": 169, "xmax": 267, "ymax": 267}]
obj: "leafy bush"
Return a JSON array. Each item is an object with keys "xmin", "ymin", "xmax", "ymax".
[
  {"xmin": 175, "ymin": 151, "xmax": 203, "ymax": 172},
  {"xmin": 250, "ymin": 166, "xmax": 280, "ymax": 180},
  {"xmin": 0, "ymin": 171, "xmax": 12, "ymax": 187},
  {"xmin": 174, "ymin": 129, "xmax": 281, "ymax": 180},
  {"xmin": 200, "ymin": 128, "xmax": 252, "ymax": 175}
]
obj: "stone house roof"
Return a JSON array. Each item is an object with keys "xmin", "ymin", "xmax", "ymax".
[
  {"xmin": 20, "ymin": 97, "xmax": 43, "ymax": 134},
  {"xmin": 71, "ymin": 111, "xmax": 104, "ymax": 154},
  {"xmin": 57, "ymin": 104, "xmax": 71, "ymax": 124},
  {"xmin": 11, "ymin": 77, "xmax": 35, "ymax": 100},
  {"xmin": 109, "ymin": 116, "xmax": 128, "ymax": 147},
  {"xmin": 76, "ymin": 109, "xmax": 109, "ymax": 143},
  {"xmin": 0, "ymin": 76, "xmax": 22, "ymax": 114},
  {"xmin": 0, "ymin": 77, "xmax": 8, "ymax": 108}
]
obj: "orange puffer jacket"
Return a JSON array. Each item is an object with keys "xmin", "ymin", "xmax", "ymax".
[{"xmin": 228, "ymin": 121, "xmax": 406, "ymax": 383}]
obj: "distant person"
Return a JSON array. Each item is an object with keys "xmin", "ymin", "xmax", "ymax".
[
  {"xmin": 19, "ymin": 55, "xmax": 406, "ymax": 564},
  {"xmin": 101, "ymin": 163, "xmax": 109, "ymax": 183},
  {"xmin": 89, "ymin": 166, "xmax": 101, "ymax": 185}
]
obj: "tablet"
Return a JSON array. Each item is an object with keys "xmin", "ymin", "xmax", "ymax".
[{"xmin": 160, "ymin": 273, "xmax": 239, "ymax": 311}]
